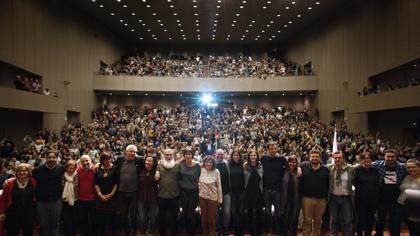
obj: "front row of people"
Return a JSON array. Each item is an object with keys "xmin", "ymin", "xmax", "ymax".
[{"xmin": 0, "ymin": 146, "xmax": 419, "ymax": 236}]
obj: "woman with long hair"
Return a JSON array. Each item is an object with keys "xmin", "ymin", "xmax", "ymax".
[
  {"xmin": 0, "ymin": 163, "xmax": 37, "ymax": 236},
  {"xmin": 229, "ymin": 150, "xmax": 245, "ymax": 236},
  {"xmin": 280, "ymin": 155, "xmax": 300, "ymax": 236},
  {"xmin": 243, "ymin": 151, "xmax": 264, "ymax": 236},
  {"xmin": 138, "ymin": 154, "xmax": 159, "ymax": 235}
]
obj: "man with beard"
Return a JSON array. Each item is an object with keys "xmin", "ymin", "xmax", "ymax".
[
  {"xmin": 76, "ymin": 155, "xmax": 96, "ymax": 235},
  {"xmin": 300, "ymin": 149, "xmax": 329, "ymax": 236},
  {"xmin": 155, "ymin": 148, "xmax": 180, "ymax": 236},
  {"xmin": 115, "ymin": 144, "xmax": 144, "ymax": 236},
  {"xmin": 373, "ymin": 149, "xmax": 407, "ymax": 236},
  {"xmin": 33, "ymin": 150, "xmax": 65, "ymax": 236}
]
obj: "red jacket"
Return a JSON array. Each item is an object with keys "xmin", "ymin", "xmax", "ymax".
[
  {"xmin": 76, "ymin": 166, "xmax": 96, "ymax": 201},
  {"xmin": 0, "ymin": 177, "xmax": 37, "ymax": 214}
]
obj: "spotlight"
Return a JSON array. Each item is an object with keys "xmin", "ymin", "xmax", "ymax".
[{"xmin": 201, "ymin": 94, "xmax": 213, "ymax": 104}]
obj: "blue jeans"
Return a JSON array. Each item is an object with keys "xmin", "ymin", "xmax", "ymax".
[
  {"xmin": 37, "ymin": 199, "xmax": 62, "ymax": 236},
  {"xmin": 216, "ymin": 193, "xmax": 231, "ymax": 235},
  {"xmin": 263, "ymin": 190, "xmax": 282, "ymax": 233},
  {"xmin": 329, "ymin": 195, "xmax": 353, "ymax": 236}
]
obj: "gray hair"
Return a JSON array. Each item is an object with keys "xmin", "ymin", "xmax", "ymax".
[{"xmin": 126, "ymin": 144, "xmax": 138, "ymax": 152}]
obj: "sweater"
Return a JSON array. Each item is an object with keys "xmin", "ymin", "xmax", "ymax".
[
  {"xmin": 0, "ymin": 178, "xmax": 37, "ymax": 213},
  {"xmin": 157, "ymin": 162, "xmax": 180, "ymax": 199},
  {"xmin": 199, "ymin": 168, "xmax": 223, "ymax": 203}
]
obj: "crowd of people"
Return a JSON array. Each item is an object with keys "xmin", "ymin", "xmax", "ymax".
[
  {"xmin": 98, "ymin": 55, "xmax": 313, "ymax": 78},
  {"xmin": 0, "ymin": 104, "xmax": 419, "ymax": 236},
  {"xmin": 357, "ymin": 77, "xmax": 420, "ymax": 97},
  {"xmin": 14, "ymin": 75, "xmax": 42, "ymax": 94}
]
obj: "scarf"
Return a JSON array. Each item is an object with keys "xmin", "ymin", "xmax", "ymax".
[{"xmin": 62, "ymin": 172, "xmax": 77, "ymax": 206}]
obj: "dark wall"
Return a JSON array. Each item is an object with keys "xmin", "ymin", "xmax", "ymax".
[
  {"xmin": 368, "ymin": 107, "xmax": 420, "ymax": 145},
  {"xmin": 0, "ymin": 108, "xmax": 43, "ymax": 146}
]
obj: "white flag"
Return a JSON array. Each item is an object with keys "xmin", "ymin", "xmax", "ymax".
[{"xmin": 332, "ymin": 125, "xmax": 338, "ymax": 153}]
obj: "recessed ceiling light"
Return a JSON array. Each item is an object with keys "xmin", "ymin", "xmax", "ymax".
[
  {"xmin": 120, "ymin": 19, "xmax": 124, "ymax": 22},
  {"xmin": 170, "ymin": 5, "xmax": 174, "ymax": 8},
  {"xmin": 131, "ymin": 29, "xmax": 135, "ymax": 32},
  {"xmin": 123, "ymin": 4, "xmax": 127, "ymax": 7},
  {"xmin": 271, "ymin": 35, "xmax": 275, "ymax": 38},
  {"xmin": 196, "ymin": 29, "xmax": 200, "ymax": 32},
  {"xmin": 245, "ymin": 29, "xmax": 249, "ymax": 32},
  {"xmin": 163, "ymin": 93, "xmax": 166, "ymax": 96},
  {"xmin": 196, "ymin": 23, "xmax": 199, "ymax": 26},
  {"xmin": 269, "ymin": 38, "xmax": 272, "ymax": 41},
  {"xmin": 109, "ymin": 92, "xmax": 112, "ymax": 96},
  {"xmin": 152, "ymin": 13, "xmax": 156, "ymax": 15},
  {"xmin": 212, "ymin": 38, "xmax": 215, "ymax": 40},
  {"xmin": 299, "ymin": 93, "xmax": 303, "ymax": 96},
  {"xmin": 265, "ymin": 93, "xmax": 268, "ymax": 96},
  {"xmin": 124, "ymin": 23, "xmax": 128, "ymax": 26},
  {"xmin": 282, "ymin": 93, "xmax": 285, "ymax": 96},
  {"xmin": 227, "ymin": 34, "xmax": 230, "ymax": 37},
  {"xmin": 266, "ymin": 25, "xmax": 270, "ymax": 27},
  {"xmin": 226, "ymin": 38, "xmax": 230, "ymax": 40},
  {"xmin": 163, "ymin": 29, "xmax": 167, "ymax": 31},
  {"xmin": 241, "ymin": 38, "xmax": 244, "ymax": 41},
  {"xmin": 142, "ymin": 0, "xmax": 146, "ymax": 2},
  {"xmin": 169, "ymin": 37, "xmax": 172, "ymax": 40},
  {"xmin": 127, "ymin": 93, "xmax": 130, "ymax": 96},
  {"xmin": 131, "ymin": 13, "xmax": 135, "ymax": 15},
  {"xmin": 138, "ymin": 19, "xmax": 142, "ymax": 22},
  {"xmin": 257, "ymin": 35, "xmax": 260, "ymax": 37},
  {"xmin": 262, "ymin": 6, "xmax": 267, "ymax": 9},
  {"xmin": 147, "ymin": 29, "xmax": 151, "ymax": 31},
  {"xmin": 140, "ymin": 37, "xmax": 143, "ymax": 40},
  {"xmin": 160, "ymin": 23, "xmax": 163, "ymax": 26},
  {"xmin": 194, "ymin": 13, "xmax": 198, "ymax": 16},
  {"xmin": 214, "ymin": 20, "xmax": 218, "ymax": 22},
  {"xmin": 262, "ymin": 30, "xmax": 265, "ymax": 32},
  {"xmin": 110, "ymin": 13, "xmax": 115, "ymax": 15},
  {"xmin": 297, "ymin": 14, "xmax": 301, "ymax": 17},
  {"xmin": 251, "ymin": 20, "xmax": 255, "ymax": 23},
  {"xmin": 173, "ymin": 13, "xmax": 178, "ymax": 15},
  {"xmin": 217, "ymin": 5, "xmax": 220, "ymax": 8},
  {"xmin": 308, "ymin": 6, "xmax": 312, "ymax": 10},
  {"xmin": 178, "ymin": 24, "xmax": 182, "ymax": 26},
  {"xmin": 236, "ymin": 13, "xmax": 240, "ymax": 16},
  {"xmin": 176, "ymin": 19, "xmax": 180, "ymax": 22},
  {"xmin": 146, "ymin": 4, "xmax": 150, "ymax": 7},
  {"xmin": 267, "ymin": 1, "xmax": 271, "ymax": 4},
  {"xmin": 213, "ymin": 29, "xmax": 216, "ymax": 32},
  {"xmin": 157, "ymin": 19, "xmax": 161, "ymax": 22},
  {"xmin": 145, "ymin": 93, "xmax": 148, "ymax": 96},
  {"xmin": 284, "ymin": 25, "xmax": 288, "ymax": 27},
  {"xmin": 214, "ymin": 24, "xmax": 217, "ymax": 26},
  {"xmin": 249, "ymin": 24, "xmax": 253, "ymax": 27},
  {"xmin": 154, "ymin": 38, "xmax": 157, "ymax": 40},
  {"xmin": 316, "ymin": 1, "xmax": 320, "ymax": 5},
  {"xmin": 277, "ymin": 14, "xmax": 281, "ymax": 17},
  {"xmin": 183, "ymin": 38, "xmax": 186, "ymax": 40},
  {"xmin": 180, "ymin": 29, "xmax": 184, "ymax": 31},
  {"xmin": 270, "ymin": 21, "xmax": 274, "ymax": 24},
  {"xmin": 182, "ymin": 34, "xmax": 186, "ymax": 37},
  {"xmin": 240, "ymin": 6, "xmax": 244, "ymax": 8},
  {"xmin": 212, "ymin": 34, "xmax": 216, "ymax": 37},
  {"xmin": 242, "ymin": 35, "xmax": 245, "ymax": 37},
  {"xmin": 151, "ymin": 34, "xmax": 155, "ymax": 37},
  {"xmin": 242, "ymin": 0, "xmax": 246, "ymax": 3},
  {"xmin": 215, "ymin": 13, "xmax": 219, "ymax": 16},
  {"xmin": 92, "ymin": 0, "xmax": 96, "ymax": 2},
  {"xmin": 292, "ymin": 1, "xmax": 296, "ymax": 4},
  {"xmin": 142, "ymin": 23, "xmax": 146, "ymax": 26},
  {"xmin": 248, "ymin": 93, "xmax": 251, "ymax": 96},
  {"xmin": 193, "ymin": 5, "xmax": 197, "ymax": 8},
  {"xmin": 167, "ymin": 0, "xmax": 171, "ymax": 2},
  {"xmin": 232, "ymin": 24, "xmax": 235, "ymax": 26},
  {"xmin": 99, "ymin": 4, "xmax": 104, "ymax": 7},
  {"xmin": 197, "ymin": 34, "xmax": 200, "ymax": 37},
  {"xmin": 277, "ymin": 30, "xmax": 281, "ymax": 33},
  {"xmin": 233, "ymin": 20, "xmax": 237, "ymax": 23},
  {"xmin": 196, "ymin": 20, "xmax": 199, "ymax": 22}
]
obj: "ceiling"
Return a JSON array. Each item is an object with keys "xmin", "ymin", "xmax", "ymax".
[{"xmin": 70, "ymin": 0, "xmax": 346, "ymax": 44}]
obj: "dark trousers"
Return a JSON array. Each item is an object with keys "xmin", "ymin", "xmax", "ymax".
[
  {"xmin": 355, "ymin": 199, "xmax": 376, "ymax": 236},
  {"xmin": 283, "ymin": 204, "xmax": 298, "ymax": 236},
  {"xmin": 158, "ymin": 197, "xmax": 179, "ymax": 236},
  {"xmin": 263, "ymin": 190, "xmax": 282, "ymax": 233},
  {"xmin": 78, "ymin": 200, "xmax": 96, "ymax": 236},
  {"xmin": 246, "ymin": 206, "xmax": 263, "ymax": 236},
  {"xmin": 231, "ymin": 193, "xmax": 244, "ymax": 236},
  {"xmin": 5, "ymin": 205, "xmax": 35, "ymax": 236},
  {"xmin": 96, "ymin": 209, "xmax": 118, "ymax": 236},
  {"xmin": 62, "ymin": 202, "xmax": 78, "ymax": 236},
  {"xmin": 180, "ymin": 189, "xmax": 199, "ymax": 236},
  {"xmin": 138, "ymin": 200, "xmax": 158, "ymax": 234},
  {"xmin": 401, "ymin": 205, "xmax": 420, "ymax": 236},
  {"xmin": 375, "ymin": 201, "xmax": 401, "ymax": 236},
  {"xmin": 119, "ymin": 191, "xmax": 138, "ymax": 236}
]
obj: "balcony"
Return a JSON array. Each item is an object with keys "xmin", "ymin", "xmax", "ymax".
[
  {"xmin": 93, "ymin": 75, "xmax": 318, "ymax": 93},
  {"xmin": 350, "ymin": 86, "xmax": 420, "ymax": 113},
  {"xmin": 0, "ymin": 87, "xmax": 64, "ymax": 113}
]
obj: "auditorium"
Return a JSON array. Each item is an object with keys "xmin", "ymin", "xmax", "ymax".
[{"xmin": 0, "ymin": 0, "xmax": 419, "ymax": 235}]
